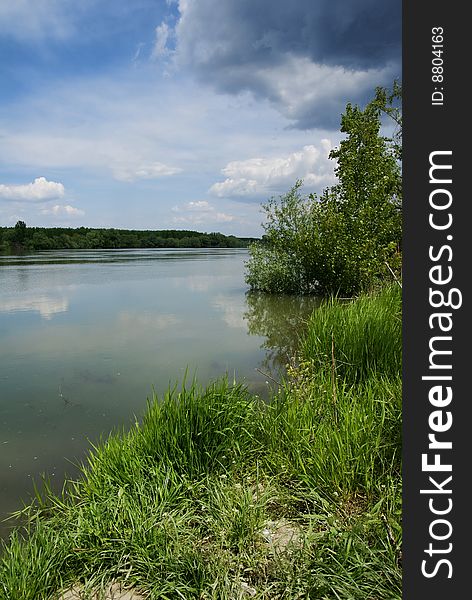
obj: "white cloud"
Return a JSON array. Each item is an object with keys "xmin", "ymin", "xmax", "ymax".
[
  {"xmin": 252, "ymin": 56, "xmax": 395, "ymax": 129},
  {"xmin": 0, "ymin": 177, "xmax": 65, "ymax": 202},
  {"xmin": 213, "ymin": 212, "xmax": 235, "ymax": 223},
  {"xmin": 41, "ymin": 204, "xmax": 84, "ymax": 217},
  {"xmin": 172, "ymin": 213, "xmax": 235, "ymax": 225},
  {"xmin": 210, "ymin": 179, "xmax": 259, "ymax": 198},
  {"xmin": 152, "ymin": 22, "xmax": 171, "ymax": 59},
  {"xmin": 113, "ymin": 161, "xmax": 182, "ymax": 182},
  {"xmin": 2, "ymin": 132, "xmax": 185, "ymax": 184},
  {"xmin": 0, "ymin": 65, "xmax": 340, "ymax": 235},
  {"xmin": 0, "ymin": 72, "xmax": 333, "ymax": 194},
  {"xmin": 183, "ymin": 200, "xmax": 210, "ymax": 210},
  {"xmin": 209, "ymin": 141, "xmax": 336, "ymax": 199},
  {"xmin": 172, "ymin": 199, "xmax": 236, "ymax": 225}
]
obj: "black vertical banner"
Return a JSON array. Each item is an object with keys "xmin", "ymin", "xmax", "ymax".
[{"xmin": 403, "ymin": 2, "xmax": 470, "ymax": 598}]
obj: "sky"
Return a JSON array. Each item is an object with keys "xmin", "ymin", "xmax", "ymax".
[{"xmin": 0, "ymin": 0, "xmax": 401, "ymax": 237}]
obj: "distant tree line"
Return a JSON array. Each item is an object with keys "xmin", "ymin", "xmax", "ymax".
[{"xmin": 0, "ymin": 222, "xmax": 256, "ymax": 253}]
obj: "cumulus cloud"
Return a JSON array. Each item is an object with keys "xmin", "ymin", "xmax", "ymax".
[
  {"xmin": 209, "ymin": 142, "xmax": 336, "ymax": 200},
  {"xmin": 41, "ymin": 204, "xmax": 84, "ymax": 217},
  {"xmin": 176, "ymin": 200, "xmax": 211, "ymax": 211},
  {"xmin": 172, "ymin": 200, "xmax": 236, "ymax": 225},
  {"xmin": 0, "ymin": 177, "xmax": 65, "ymax": 202},
  {"xmin": 113, "ymin": 162, "xmax": 182, "ymax": 182},
  {"xmin": 174, "ymin": 0, "xmax": 401, "ymax": 128},
  {"xmin": 241, "ymin": 57, "xmax": 395, "ymax": 130}
]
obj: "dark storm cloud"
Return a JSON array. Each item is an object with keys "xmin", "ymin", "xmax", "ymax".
[{"xmin": 175, "ymin": 0, "xmax": 401, "ymax": 129}]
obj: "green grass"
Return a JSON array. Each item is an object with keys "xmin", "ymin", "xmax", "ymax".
[
  {"xmin": 301, "ymin": 284, "xmax": 401, "ymax": 384},
  {"xmin": 0, "ymin": 285, "xmax": 402, "ymax": 599}
]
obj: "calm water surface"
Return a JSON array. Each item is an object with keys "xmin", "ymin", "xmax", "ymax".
[{"xmin": 0, "ymin": 248, "xmax": 319, "ymax": 536}]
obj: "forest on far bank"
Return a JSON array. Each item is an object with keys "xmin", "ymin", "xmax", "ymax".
[{"xmin": 0, "ymin": 222, "xmax": 256, "ymax": 252}]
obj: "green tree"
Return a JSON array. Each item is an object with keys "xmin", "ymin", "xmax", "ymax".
[
  {"xmin": 10, "ymin": 220, "xmax": 29, "ymax": 250},
  {"xmin": 245, "ymin": 83, "xmax": 402, "ymax": 295},
  {"xmin": 13, "ymin": 220, "xmax": 26, "ymax": 237}
]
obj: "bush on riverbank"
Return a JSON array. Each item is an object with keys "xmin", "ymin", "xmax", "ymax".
[{"xmin": 0, "ymin": 285, "xmax": 401, "ymax": 599}]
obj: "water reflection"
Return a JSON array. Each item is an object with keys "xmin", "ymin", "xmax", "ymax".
[
  {"xmin": 212, "ymin": 294, "xmax": 247, "ymax": 330},
  {"xmin": 0, "ymin": 294, "xmax": 69, "ymax": 319},
  {"xmin": 117, "ymin": 311, "xmax": 181, "ymax": 330},
  {"xmin": 244, "ymin": 291, "xmax": 321, "ymax": 375}
]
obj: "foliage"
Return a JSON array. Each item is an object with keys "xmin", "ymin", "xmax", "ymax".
[
  {"xmin": 0, "ymin": 286, "xmax": 402, "ymax": 599},
  {"xmin": 244, "ymin": 241, "xmax": 305, "ymax": 294},
  {"xmin": 0, "ymin": 224, "xmax": 255, "ymax": 253},
  {"xmin": 245, "ymin": 82, "xmax": 402, "ymax": 295},
  {"xmin": 374, "ymin": 79, "xmax": 402, "ymax": 161}
]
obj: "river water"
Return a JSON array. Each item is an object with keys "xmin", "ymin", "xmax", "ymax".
[{"xmin": 0, "ymin": 248, "xmax": 319, "ymax": 537}]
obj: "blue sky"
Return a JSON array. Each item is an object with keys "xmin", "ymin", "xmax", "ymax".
[{"xmin": 0, "ymin": 0, "xmax": 401, "ymax": 236}]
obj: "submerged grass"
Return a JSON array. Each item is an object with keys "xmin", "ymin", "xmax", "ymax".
[{"xmin": 0, "ymin": 285, "xmax": 401, "ymax": 599}]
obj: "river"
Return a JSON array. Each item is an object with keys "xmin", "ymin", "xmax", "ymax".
[{"xmin": 0, "ymin": 248, "xmax": 319, "ymax": 537}]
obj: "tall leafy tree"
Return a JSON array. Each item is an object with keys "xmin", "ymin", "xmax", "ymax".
[{"xmin": 246, "ymin": 83, "xmax": 402, "ymax": 295}]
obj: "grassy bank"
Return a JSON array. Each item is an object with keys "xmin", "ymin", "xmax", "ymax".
[{"xmin": 0, "ymin": 285, "xmax": 402, "ymax": 599}]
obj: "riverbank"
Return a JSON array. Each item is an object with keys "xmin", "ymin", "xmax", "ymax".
[{"xmin": 0, "ymin": 285, "xmax": 402, "ymax": 599}]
